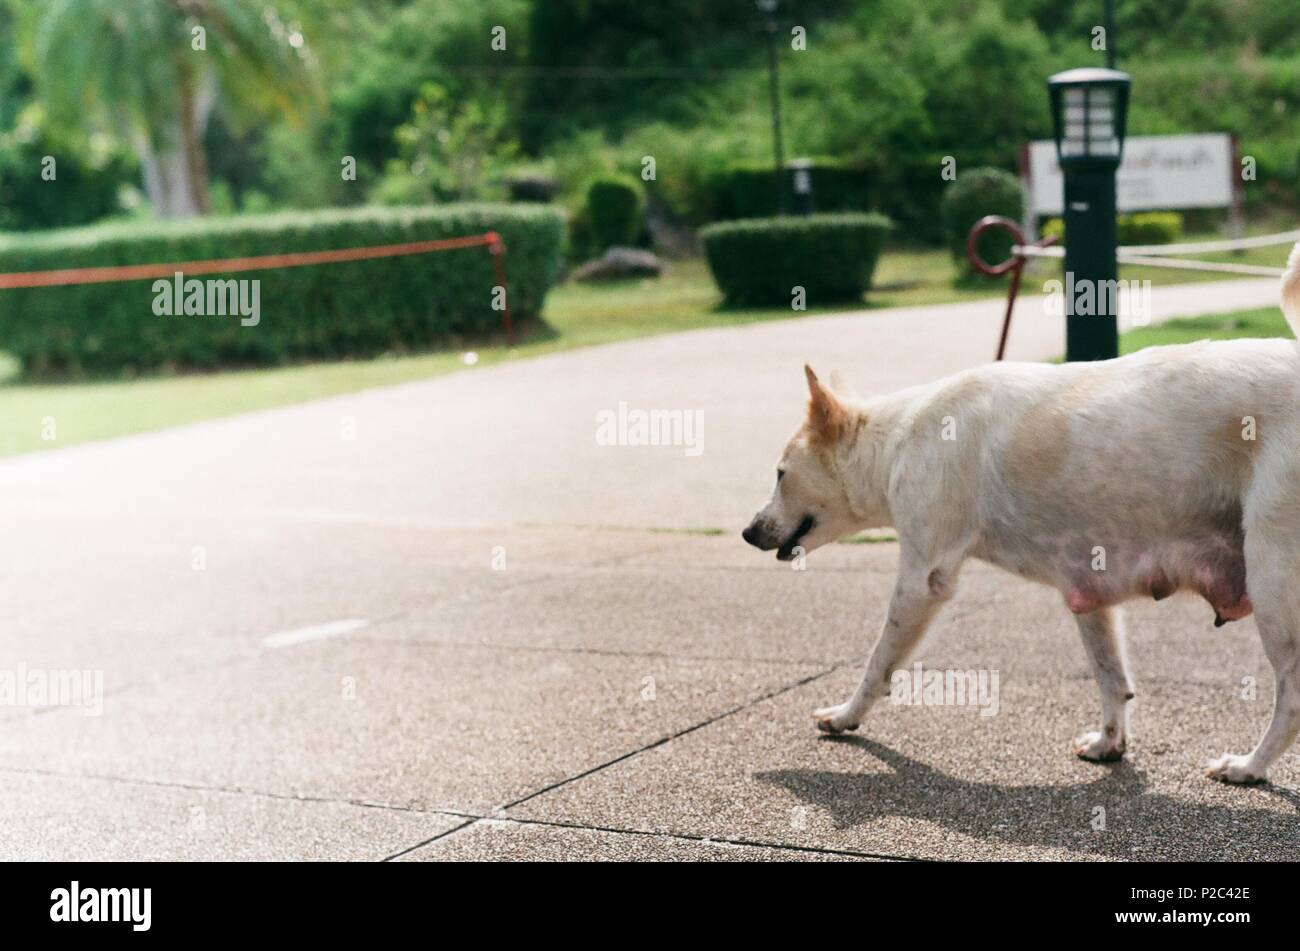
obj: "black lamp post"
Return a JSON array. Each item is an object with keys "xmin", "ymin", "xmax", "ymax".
[
  {"xmin": 1047, "ymin": 67, "xmax": 1130, "ymax": 362},
  {"xmin": 1104, "ymin": 0, "xmax": 1116, "ymax": 69},
  {"xmin": 756, "ymin": 0, "xmax": 786, "ymax": 215}
]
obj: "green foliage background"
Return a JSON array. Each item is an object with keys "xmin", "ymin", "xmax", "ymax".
[{"xmin": 2, "ymin": 0, "xmax": 1299, "ymax": 239}]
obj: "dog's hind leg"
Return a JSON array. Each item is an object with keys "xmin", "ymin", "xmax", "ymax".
[
  {"xmin": 1071, "ymin": 606, "xmax": 1134, "ymax": 762},
  {"xmin": 815, "ymin": 552, "xmax": 958, "ymax": 733},
  {"xmin": 1206, "ymin": 529, "xmax": 1300, "ymax": 784}
]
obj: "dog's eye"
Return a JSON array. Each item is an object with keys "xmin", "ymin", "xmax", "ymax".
[{"xmin": 776, "ymin": 469, "xmax": 785, "ymax": 484}]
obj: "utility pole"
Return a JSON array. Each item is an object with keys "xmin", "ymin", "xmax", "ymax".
[{"xmin": 757, "ymin": 0, "xmax": 786, "ymax": 214}]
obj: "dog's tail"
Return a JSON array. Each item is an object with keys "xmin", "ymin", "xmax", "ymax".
[{"xmin": 1282, "ymin": 241, "xmax": 1300, "ymax": 339}]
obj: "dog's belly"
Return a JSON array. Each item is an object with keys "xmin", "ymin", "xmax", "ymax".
[
  {"xmin": 1062, "ymin": 536, "xmax": 1251, "ymax": 621},
  {"xmin": 978, "ymin": 529, "xmax": 1251, "ymax": 622}
]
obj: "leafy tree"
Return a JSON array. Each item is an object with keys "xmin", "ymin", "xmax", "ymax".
[
  {"xmin": 519, "ymin": 0, "xmax": 849, "ymax": 150},
  {"xmin": 329, "ymin": 0, "xmax": 529, "ymax": 180},
  {"xmin": 1019, "ymin": 0, "xmax": 1300, "ymax": 57},
  {"xmin": 372, "ymin": 83, "xmax": 519, "ymax": 204},
  {"xmin": 17, "ymin": 0, "xmax": 322, "ymax": 217}
]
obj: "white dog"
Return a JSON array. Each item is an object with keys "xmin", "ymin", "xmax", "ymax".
[{"xmin": 743, "ymin": 245, "xmax": 1300, "ymax": 783}]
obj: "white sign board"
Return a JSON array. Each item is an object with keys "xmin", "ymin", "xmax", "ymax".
[{"xmin": 1026, "ymin": 133, "xmax": 1234, "ymax": 217}]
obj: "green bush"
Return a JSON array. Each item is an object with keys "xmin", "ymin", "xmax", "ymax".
[
  {"xmin": 1117, "ymin": 211, "xmax": 1184, "ymax": 246},
  {"xmin": 940, "ymin": 167, "xmax": 1025, "ymax": 275},
  {"xmin": 0, "ymin": 135, "xmax": 133, "ymax": 232},
  {"xmin": 700, "ymin": 212, "xmax": 892, "ymax": 307},
  {"xmin": 585, "ymin": 174, "xmax": 645, "ymax": 251},
  {"xmin": 702, "ymin": 159, "xmax": 877, "ymax": 222},
  {"xmin": 0, "ymin": 203, "xmax": 565, "ymax": 376},
  {"xmin": 1041, "ymin": 211, "xmax": 1184, "ymax": 246}
]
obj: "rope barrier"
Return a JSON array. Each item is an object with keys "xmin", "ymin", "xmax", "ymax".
[
  {"xmin": 1011, "ymin": 245, "xmax": 1064, "ymax": 258},
  {"xmin": 0, "ymin": 231, "xmax": 516, "ymax": 343},
  {"xmin": 1120, "ymin": 228, "xmax": 1300, "ymax": 256},
  {"xmin": 968, "ymin": 215, "xmax": 1295, "ymax": 361},
  {"xmin": 1012, "ymin": 243, "xmax": 1285, "ymax": 277},
  {"xmin": 1115, "ymin": 254, "xmax": 1283, "ymax": 277},
  {"xmin": 1012, "ymin": 226, "xmax": 1300, "ymax": 260}
]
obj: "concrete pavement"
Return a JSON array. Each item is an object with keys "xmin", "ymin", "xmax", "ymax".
[{"xmin": 1, "ymin": 277, "xmax": 1296, "ymax": 860}]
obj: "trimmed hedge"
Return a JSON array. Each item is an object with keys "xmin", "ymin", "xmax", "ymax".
[
  {"xmin": 940, "ymin": 167, "xmax": 1025, "ymax": 276},
  {"xmin": 0, "ymin": 203, "xmax": 565, "ymax": 375},
  {"xmin": 1042, "ymin": 211, "xmax": 1183, "ymax": 246},
  {"xmin": 1119, "ymin": 212, "xmax": 1183, "ymax": 246},
  {"xmin": 703, "ymin": 159, "xmax": 876, "ymax": 221},
  {"xmin": 700, "ymin": 212, "xmax": 892, "ymax": 307},
  {"xmin": 585, "ymin": 174, "xmax": 645, "ymax": 252}
]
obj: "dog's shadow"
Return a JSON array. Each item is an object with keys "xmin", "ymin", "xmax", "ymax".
[{"xmin": 757, "ymin": 736, "xmax": 1300, "ymax": 860}]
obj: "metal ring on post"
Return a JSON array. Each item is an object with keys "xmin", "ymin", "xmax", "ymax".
[
  {"xmin": 485, "ymin": 231, "xmax": 515, "ymax": 345},
  {"xmin": 965, "ymin": 216, "xmax": 1059, "ymax": 362},
  {"xmin": 966, "ymin": 215, "xmax": 1027, "ymax": 276}
]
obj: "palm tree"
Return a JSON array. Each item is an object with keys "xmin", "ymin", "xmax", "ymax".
[{"xmin": 19, "ymin": 0, "xmax": 321, "ymax": 217}]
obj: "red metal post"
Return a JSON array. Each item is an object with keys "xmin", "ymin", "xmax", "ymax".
[
  {"xmin": 485, "ymin": 231, "xmax": 514, "ymax": 346},
  {"xmin": 996, "ymin": 259, "xmax": 1024, "ymax": 362}
]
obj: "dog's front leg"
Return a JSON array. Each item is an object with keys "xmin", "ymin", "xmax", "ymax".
[
  {"xmin": 815, "ymin": 558, "xmax": 956, "ymax": 733},
  {"xmin": 1071, "ymin": 606, "xmax": 1134, "ymax": 762}
]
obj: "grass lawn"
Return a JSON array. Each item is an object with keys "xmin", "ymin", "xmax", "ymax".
[
  {"xmin": 0, "ymin": 249, "xmax": 1000, "ymax": 458},
  {"xmin": 0, "ymin": 239, "xmax": 1290, "ymax": 459},
  {"xmin": 1120, "ymin": 306, "xmax": 1292, "ymax": 352}
]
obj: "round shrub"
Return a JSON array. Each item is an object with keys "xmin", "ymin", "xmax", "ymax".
[
  {"xmin": 940, "ymin": 167, "xmax": 1024, "ymax": 276},
  {"xmin": 585, "ymin": 174, "xmax": 645, "ymax": 252},
  {"xmin": 700, "ymin": 212, "xmax": 893, "ymax": 307}
]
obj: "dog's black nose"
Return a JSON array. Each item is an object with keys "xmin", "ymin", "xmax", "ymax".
[{"xmin": 742, "ymin": 525, "xmax": 760, "ymax": 547}]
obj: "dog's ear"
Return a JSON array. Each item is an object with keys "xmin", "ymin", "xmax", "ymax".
[{"xmin": 804, "ymin": 364, "xmax": 850, "ymax": 442}]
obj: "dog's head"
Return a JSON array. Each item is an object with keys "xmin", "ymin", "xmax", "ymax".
[{"xmin": 742, "ymin": 365, "xmax": 867, "ymax": 561}]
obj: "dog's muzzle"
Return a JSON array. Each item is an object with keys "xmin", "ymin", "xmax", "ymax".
[
  {"xmin": 741, "ymin": 523, "xmax": 771, "ymax": 549},
  {"xmin": 775, "ymin": 515, "xmax": 816, "ymax": 561}
]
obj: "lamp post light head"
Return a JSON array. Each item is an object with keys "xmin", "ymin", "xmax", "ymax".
[
  {"xmin": 789, "ymin": 158, "xmax": 813, "ymax": 215},
  {"xmin": 789, "ymin": 158, "xmax": 812, "ymax": 194},
  {"xmin": 755, "ymin": 0, "xmax": 778, "ymax": 12},
  {"xmin": 1048, "ymin": 67, "xmax": 1130, "ymax": 169}
]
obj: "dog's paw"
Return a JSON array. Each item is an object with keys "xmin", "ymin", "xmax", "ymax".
[
  {"xmin": 814, "ymin": 703, "xmax": 860, "ymax": 734},
  {"xmin": 1073, "ymin": 730, "xmax": 1125, "ymax": 762},
  {"xmin": 1204, "ymin": 753, "xmax": 1267, "ymax": 785}
]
